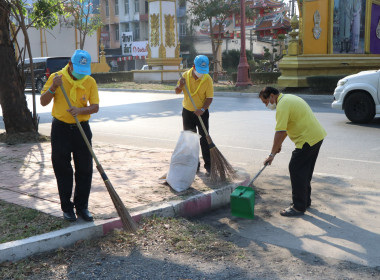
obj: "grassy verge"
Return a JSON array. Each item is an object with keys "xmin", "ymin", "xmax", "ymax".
[
  {"xmin": 0, "ymin": 216, "xmax": 244, "ymax": 279},
  {"xmin": 0, "ymin": 200, "xmax": 68, "ymax": 244}
]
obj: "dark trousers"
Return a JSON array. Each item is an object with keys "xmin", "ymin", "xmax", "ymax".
[
  {"xmin": 51, "ymin": 118, "xmax": 93, "ymax": 212},
  {"xmin": 289, "ymin": 140, "xmax": 323, "ymax": 212},
  {"xmin": 182, "ymin": 108, "xmax": 211, "ymax": 171}
]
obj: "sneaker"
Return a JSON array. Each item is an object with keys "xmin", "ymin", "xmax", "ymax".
[{"xmin": 63, "ymin": 210, "xmax": 77, "ymax": 222}]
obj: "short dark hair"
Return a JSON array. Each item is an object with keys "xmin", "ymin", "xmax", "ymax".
[{"xmin": 259, "ymin": 87, "xmax": 279, "ymax": 99}]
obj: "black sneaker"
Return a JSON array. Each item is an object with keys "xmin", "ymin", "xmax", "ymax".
[
  {"xmin": 76, "ymin": 209, "xmax": 94, "ymax": 222},
  {"xmin": 63, "ymin": 210, "xmax": 77, "ymax": 222}
]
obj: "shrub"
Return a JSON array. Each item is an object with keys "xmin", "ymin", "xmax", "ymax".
[
  {"xmin": 306, "ymin": 75, "xmax": 346, "ymax": 92},
  {"xmin": 231, "ymin": 72, "xmax": 237, "ymax": 83},
  {"xmin": 251, "ymin": 72, "xmax": 281, "ymax": 84},
  {"xmin": 91, "ymin": 71, "xmax": 133, "ymax": 83},
  {"xmin": 222, "ymin": 49, "xmax": 253, "ymax": 71}
]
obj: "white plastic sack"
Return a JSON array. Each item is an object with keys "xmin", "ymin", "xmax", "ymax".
[{"xmin": 166, "ymin": 130, "xmax": 200, "ymax": 192}]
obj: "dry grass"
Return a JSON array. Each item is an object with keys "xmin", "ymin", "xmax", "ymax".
[
  {"xmin": 0, "ymin": 216, "xmax": 244, "ymax": 280},
  {"xmin": 0, "ymin": 200, "xmax": 68, "ymax": 244}
]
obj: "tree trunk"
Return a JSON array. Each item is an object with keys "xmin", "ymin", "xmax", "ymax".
[
  {"xmin": 0, "ymin": 1, "xmax": 37, "ymax": 135},
  {"xmin": 208, "ymin": 18, "xmax": 219, "ymax": 83}
]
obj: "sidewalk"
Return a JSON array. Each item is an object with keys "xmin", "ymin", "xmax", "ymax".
[{"xmin": 0, "ymin": 141, "xmax": 249, "ymax": 263}]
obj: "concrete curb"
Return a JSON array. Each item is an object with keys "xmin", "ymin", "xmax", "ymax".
[{"xmin": 0, "ymin": 174, "xmax": 250, "ymax": 263}]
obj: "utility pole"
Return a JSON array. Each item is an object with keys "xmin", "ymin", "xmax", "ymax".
[
  {"xmin": 291, "ymin": 0, "xmax": 295, "ymax": 17},
  {"xmin": 236, "ymin": 0, "xmax": 252, "ymax": 87}
]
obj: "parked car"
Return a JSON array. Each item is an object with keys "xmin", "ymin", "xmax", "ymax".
[
  {"xmin": 23, "ymin": 57, "xmax": 70, "ymax": 92},
  {"xmin": 331, "ymin": 70, "xmax": 380, "ymax": 123}
]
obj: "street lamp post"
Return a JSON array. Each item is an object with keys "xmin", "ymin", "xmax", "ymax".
[{"xmin": 236, "ymin": 0, "xmax": 252, "ymax": 87}]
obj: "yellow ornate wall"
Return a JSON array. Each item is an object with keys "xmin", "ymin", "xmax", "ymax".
[
  {"xmin": 278, "ymin": 0, "xmax": 380, "ymax": 87},
  {"xmin": 303, "ymin": 0, "xmax": 329, "ymax": 54}
]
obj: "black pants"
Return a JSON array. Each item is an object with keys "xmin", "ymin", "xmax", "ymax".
[
  {"xmin": 289, "ymin": 140, "xmax": 323, "ymax": 212},
  {"xmin": 51, "ymin": 118, "xmax": 93, "ymax": 212},
  {"xmin": 182, "ymin": 108, "xmax": 211, "ymax": 171}
]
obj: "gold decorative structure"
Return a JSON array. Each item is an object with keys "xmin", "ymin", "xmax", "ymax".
[
  {"xmin": 146, "ymin": 42, "xmax": 151, "ymax": 58},
  {"xmin": 175, "ymin": 42, "xmax": 180, "ymax": 58},
  {"xmin": 150, "ymin": 14, "xmax": 160, "ymax": 47},
  {"xmin": 135, "ymin": 0, "xmax": 182, "ymax": 83},
  {"xmin": 164, "ymin": 14, "xmax": 175, "ymax": 47},
  {"xmin": 159, "ymin": 43, "xmax": 166, "ymax": 58}
]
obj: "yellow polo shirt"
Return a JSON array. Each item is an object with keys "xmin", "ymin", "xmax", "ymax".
[
  {"xmin": 275, "ymin": 93, "xmax": 327, "ymax": 148},
  {"xmin": 179, "ymin": 68, "xmax": 214, "ymax": 111},
  {"xmin": 43, "ymin": 67, "xmax": 99, "ymax": 124}
]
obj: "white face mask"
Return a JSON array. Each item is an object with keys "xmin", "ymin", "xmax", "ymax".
[
  {"xmin": 266, "ymin": 96, "xmax": 276, "ymax": 110},
  {"xmin": 194, "ymin": 69, "xmax": 203, "ymax": 78}
]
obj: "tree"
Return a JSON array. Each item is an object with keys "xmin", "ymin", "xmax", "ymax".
[
  {"xmin": 0, "ymin": 1, "xmax": 35, "ymax": 137},
  {"xmin": 188, "ymin": 0, "xmax": 254, "ymax": 82},
  {"xmin": 61, "ymin": 0, "xmax": 102, "ymax": 50},
  {"xmin": 188, "ymin": 0, "xmax": 239, "ymax": 82},
  {"xmin": 0, "ymin": 0, "xmax": 62, "ymax": 141}
]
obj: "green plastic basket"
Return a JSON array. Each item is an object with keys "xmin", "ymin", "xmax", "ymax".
[{"xmin": 230, "ymin": 186, "xmax": 255, "ymax": 219}]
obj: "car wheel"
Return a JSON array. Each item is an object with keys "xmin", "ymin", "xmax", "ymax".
[
  {"xmin": 36, "ymin": 79, "xmax": 44, "ymax": 93},
  {"xmin": 344, "ymin": 91, "xmax": 375, "ymax": 123}
]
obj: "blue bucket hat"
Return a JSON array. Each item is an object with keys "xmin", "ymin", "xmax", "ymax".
[
  {"xmin": 71, "ymin": 49, "xmax": 92, "ymax": 75},
  {"xmin": 194, "ymin": 55, "xmax": 209, "ymax": 74}
]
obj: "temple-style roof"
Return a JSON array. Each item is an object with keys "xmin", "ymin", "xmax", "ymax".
[{"xmin": 249, "ymin": 0, "xmax": 284, "ymax": 9}]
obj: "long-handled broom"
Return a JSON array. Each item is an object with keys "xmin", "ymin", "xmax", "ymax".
[
  {"xmin": 179, "ymin": 73, "xmax": 235, "ymax": 182},
  {"xmin": 56, "ymin": 74, "xmax": 137, "ymax": 232}
]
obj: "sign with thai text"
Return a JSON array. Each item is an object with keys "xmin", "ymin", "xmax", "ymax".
[
  {"xmin": 121, "ymin": 32, "xmax": 133, "ymax": 55},
  {"xmin": 132, "ymin": 41, "xmax": 148, "ymax": 56}
]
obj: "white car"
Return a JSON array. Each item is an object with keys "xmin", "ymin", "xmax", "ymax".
[{"xmin": 332, "ymin": 70, "xmax": 380, "ymax": 123}]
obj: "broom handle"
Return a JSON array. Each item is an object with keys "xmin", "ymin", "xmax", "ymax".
[
  {"xmin": 248, "ymin": 164, "xmax": 267, "ymax": 187},
  {"xmin": 179, "ymin": 73, "xmax": 210, "ymax": 137}
]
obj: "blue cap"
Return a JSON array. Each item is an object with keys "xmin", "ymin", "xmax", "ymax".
[
  {"xmin": 194, "ymin": 55, "xmax": 209, "ymax": 74},
  {"xmin": 71, "ymin": 49, "xmax": 91, "ymax": 75}
]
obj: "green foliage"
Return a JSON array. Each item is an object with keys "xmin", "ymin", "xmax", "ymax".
[
  {"xmin": 251, "ymin": 72, "xmax": 281, "ymax": 84},
  {"xmin": 306, "ymin": 75, "xmax": 346, "ymax": 92},
  {"xmin": 222, "ymin": 49, "xmax": 253, "ymax": 72},
  {"xmin": 231, "ymin": 72, "xmax": 237, "ymax": 83},
  {"xmin": 60, "ymin": 0, "xmax": 103, "ymax": 48},
  {"xmin": 30, "ymin": 0, "xmax": 63, "ymax": 29},
  {"xmin": 189, "ymin": 0, "xmax": 237, "ymax": 26}
]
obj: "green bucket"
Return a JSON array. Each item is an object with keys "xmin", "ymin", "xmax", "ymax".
[{"xmin": 230, "ymin": 186, "xmax": 255, "ymax": 219}]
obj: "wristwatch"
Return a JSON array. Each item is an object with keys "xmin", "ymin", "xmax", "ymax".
[
  {"xmin": 269, "ymin": 153, "xmax": 275, "ymax": 157},
  {"xmin": 200, "ymin": 108, "xmax": 205, "ymax": 112}
]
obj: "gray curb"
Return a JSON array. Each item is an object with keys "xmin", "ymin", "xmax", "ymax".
[{"xmin": 0, "ymin": 174, "xmax": 250, "ymax": 263}]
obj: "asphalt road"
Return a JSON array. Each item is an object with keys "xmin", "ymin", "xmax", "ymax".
[{"xmin": 17, "ymin": 89, "xmax": 380, "ymax": 185}]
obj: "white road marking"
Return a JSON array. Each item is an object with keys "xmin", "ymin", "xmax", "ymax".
[
  {"xmin": 328, "ymin": 157, "xmax": 380, "ymax": 165},
  {"xmin": 313, "ymin": 172, "xmax": 354, "ymax": 180}
]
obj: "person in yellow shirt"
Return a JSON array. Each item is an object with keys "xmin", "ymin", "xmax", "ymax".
[
  {"xmin": 175, "ymin": 55, "xmax": 214, "ymax": 173},
  {"xmin": 40, "ymin": 49, "xmax": 99, "ymax": 222},
  {"xmin": 259, "ymin": 87, "xmax": 327, "ymax": 217}
]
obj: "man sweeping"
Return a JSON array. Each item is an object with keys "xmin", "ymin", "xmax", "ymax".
[
  {"xmin": 259, "ymin": 87, "xmax": 327, "ymax": 217},
  {"xmin": 175, "ymin": 55, "xmax": 214, "ymax": 174},
  {"xmin": 40, "ymin": 49, "xmax": 99, "ymax": 222}
]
